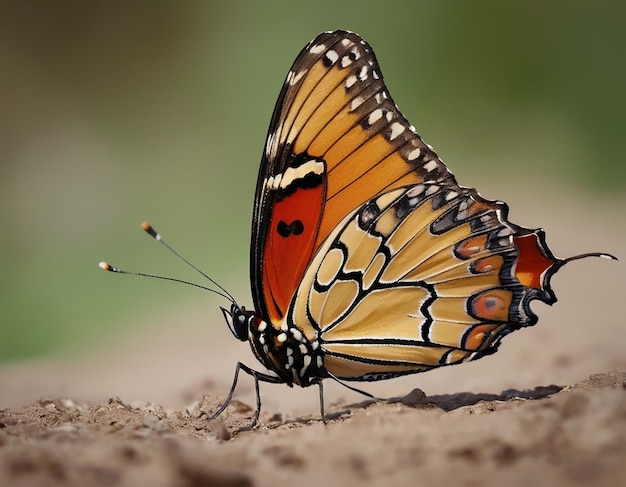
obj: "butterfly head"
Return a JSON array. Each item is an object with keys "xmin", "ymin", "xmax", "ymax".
[{"xmin": 221, "ymin": 303, "xmax": 255, "ymax": 342}]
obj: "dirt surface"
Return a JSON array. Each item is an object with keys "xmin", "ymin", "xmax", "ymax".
[{"xmin": 0, "ymin": 371, "xmax": 625, "ymax": 487}]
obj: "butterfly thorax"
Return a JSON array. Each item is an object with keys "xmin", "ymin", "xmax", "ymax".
[{"xmin": 223, "ymin": 303, "xmax": 325, "ymax": 387}]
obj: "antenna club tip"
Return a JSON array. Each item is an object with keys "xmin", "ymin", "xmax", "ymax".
[
  {"xmin": 99, "ymin": 261, "xmax": 111, "ymax": 271},
  {"xmin": 142, "ymin": 222, "xmax": 160, "ymax": 240}
]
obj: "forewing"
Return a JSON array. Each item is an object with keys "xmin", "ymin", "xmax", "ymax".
[{"xmin": 251, "ymin": 31, "xmax": 457, "ymax": 325}]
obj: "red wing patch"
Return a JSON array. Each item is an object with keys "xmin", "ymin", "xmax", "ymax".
[{"xmin": 263, "ymin": 182, "xmax": 324, "ymax": 322}]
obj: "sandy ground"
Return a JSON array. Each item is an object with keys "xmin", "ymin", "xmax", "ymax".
[
  {"xmin": 1, "ymin": 372, "xmax": 625, "ymax": 487},
  {"xmin": 1, "ymin": 187, "xmax": 624, "ymax": 486}
]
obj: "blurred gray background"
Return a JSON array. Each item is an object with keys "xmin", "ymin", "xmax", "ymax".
[{"xmin": 1, "ymin": 1, "xmax": 624, "ymax": 403}]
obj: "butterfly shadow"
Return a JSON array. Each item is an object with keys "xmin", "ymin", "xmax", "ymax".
[{"xmin": 319, "ymin": 383, "xmax": 564, "ymax": 422}]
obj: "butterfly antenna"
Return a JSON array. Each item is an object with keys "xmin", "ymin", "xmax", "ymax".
[
  {"xmin": 98, "ymin": 222, "xmax": 236, "ymax": 304},
  {"xmin": 98, "ymin": 261, "xmax": 234, "ymax": 302},
  {"xmin": 139, "ymin": 222, "xmax": 236, "ymax": 303}
]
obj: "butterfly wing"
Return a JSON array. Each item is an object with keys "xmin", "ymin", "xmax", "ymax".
[
  {"xmin": 250, "ymin": 30, "xmax": 573, "ymax": 381},
  {"xmin": 288, "ymin": 183, "xmax": 561, "ymax": 380},
  {"xmin": 252, "ymin": 30, "xmax": 456, "ymax": 325}
]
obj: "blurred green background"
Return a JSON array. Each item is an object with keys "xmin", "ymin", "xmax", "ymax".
[{"xmin": 1, "ymin": 1, "xmax": 624, "ymax": 363}]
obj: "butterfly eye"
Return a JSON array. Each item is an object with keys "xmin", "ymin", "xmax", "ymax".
[{"xmin": 221, "ymin": 304, "xmax": 250, "ymax": 341}]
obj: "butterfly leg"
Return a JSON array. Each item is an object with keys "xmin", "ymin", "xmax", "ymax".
[
  {"xmin": 316, "ymin": 378, "xmax": 382, "ymax": 424},
  {"xmin": 327, "ymin": 372, "xmax": 383, "ymax": 401},
  {"xmin": 317, "ymin": 381, "xmax": 326, "ymax": 425},
  {"xmin": 210, "ymin": 361, "xmax": 282, "ymax": 429}
]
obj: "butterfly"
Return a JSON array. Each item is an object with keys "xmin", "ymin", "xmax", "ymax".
[
  {"xmin": 211, "ymin": 30, "xmax": 617, "ymax": 426},
  {"xmin": 101, "ymin": 30, "xmax": 616, "ymax": 428}
]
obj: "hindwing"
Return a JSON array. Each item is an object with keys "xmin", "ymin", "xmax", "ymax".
[{"xmin": 289, "ymin": 183, "xmax": 559, "ymax": 381}]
